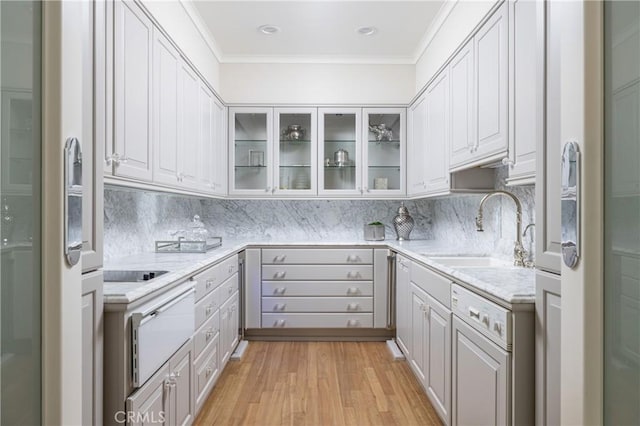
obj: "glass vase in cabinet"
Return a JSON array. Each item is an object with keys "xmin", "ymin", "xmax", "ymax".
[
  {"xmin": 274, "ymin": 108, "xmax": 317, "ymax": 196},
  {"xmin": 318, "ymin": 108, "xmax": 362, "ymax": 196},
  {"xmin": 362, "ymin": 108, "xmax": 405, "ymax": 197},
  {"xmin": 229, "ymin": 107, "xmax": 273, "ymax": 196}
]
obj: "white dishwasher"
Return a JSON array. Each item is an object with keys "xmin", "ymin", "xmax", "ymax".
[{"xmin": 451, "ymin": 284, "xmax": 512, "ymax": 426}]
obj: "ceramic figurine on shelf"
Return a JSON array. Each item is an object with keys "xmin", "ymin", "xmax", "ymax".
[{"xmin": 393, "ymin": 202, "xmax": 414, "ymax": 240}]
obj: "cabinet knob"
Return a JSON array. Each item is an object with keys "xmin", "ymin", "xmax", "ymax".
[
  {"xmin": 274, "ymin": 303, "xmax": 286, "ymax": 311},
  {"xmin": 346, "ymin": 271, "xmax": 361, "ymax": 279},
  {"xmin": 275, "ymin": 319, "xmax": 286, "ymax": 327},
  {"xmin": 206, "ymin": 279, "xmax": 214, "ymax": 290},
  {"xmin": 346, "ymin": 287, "xmax": 359, "ymax": 295},
  {"xmin": 274, "ymin": 271, "xmax": 286, "ymax": 279},
  {"xmin": 501, "ymin": 157, "xmax": 514, "ymax": 167},
  {"xmin": 275, "ymin": 287, "xmax": 286, "ymax": 295},
  {"xmin": 347, "ymin": 319, "xmax": 360, "ymax": 327},
  {"xmin": 347, "ymin": 303, "xmax": 360, "ymax": 311}
]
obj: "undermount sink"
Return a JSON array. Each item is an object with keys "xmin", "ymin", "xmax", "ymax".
[
  {"xmin": 103, "ymin": 270, "xmax": 169, "ymax": 283},
  {"xmin": 425, "ymin": 256, "xmax": 511, "ymax": 268}
]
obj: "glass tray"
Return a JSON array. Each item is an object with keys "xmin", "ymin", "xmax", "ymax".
[{"xmin": 155, "ymin": 237, "xmax": 222, "ymax": 253}]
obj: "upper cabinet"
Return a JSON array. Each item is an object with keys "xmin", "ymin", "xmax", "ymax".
[
  {"xmin": 112, "ymin": 0, "xmax": 153, "ymax": 181},
  {"xmin": 362, "ymin": 108, "xmax": 406, "ymax": 197},
  {"xmin": 274, "ymin": 108, "xmax": 317, "ymax": 196},
  {"xmin": 423, "ymin": 71, "xmax": 450, "ymax": 196},
  {"xmin": 448, "ymin": 1, "xmax": 509, "ymax": 172},
  {"xmin": 505, "ymin": 0, "xmax": 543, "ymax": 185},
  {"xmin": 407, "ymin": 93, "xmax": 429, "ymax": 197},
  {"xmin": 229, "ymin": 108, "xmax": 274, "ymax": 196},
  {"xmin": 318, "ymin": 108, "xmax": 362, "ymax": 197}
]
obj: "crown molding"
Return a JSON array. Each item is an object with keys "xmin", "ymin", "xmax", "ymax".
[
  {"xmin": 179, "ymin": 0, "xmax": 224, "ymax": 62},
  {"xmin": 219, "ymin": 54, "xmax": 415, "ymax": 65},
  {"xmin": 412, "ymin": 0, "xmax": 458, "ymax": 63}
]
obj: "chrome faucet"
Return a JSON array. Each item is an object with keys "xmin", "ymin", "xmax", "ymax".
[{"xmin": 475, "ymin": 190, "xmax": 528, "ymax": 267}]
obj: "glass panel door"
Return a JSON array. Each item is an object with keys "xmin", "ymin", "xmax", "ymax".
[
  {"xmin": 1, "ymin": 1, "xmax": 42, "ymax": 423},
  {"xmin": 363, "ymin": 108, "xmax": 404, "ymax": 195},
  {"xmin": 604, "ymin": 1, "xmax": 640, "ymax": 424},
  {"xmin": 231, "ymin": 109, "xmax": 272, "ymax": 194},
  {"xmin": 319, "ymin": 108, "xmax": 361, "ymax": 196},
  {"xmin": 274, "ymin": 109, "xmax": 316, "ymax": 195}
]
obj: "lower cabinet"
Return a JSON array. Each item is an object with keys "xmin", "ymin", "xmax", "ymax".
[
  {"xmin": 126, "ymin": 339, "xmax": 194, "ymax": 426},
  {"xmin": 410, "ymin": 283, "xmax": 428, "ymax": 383},
  {"xmin": 395, "ymin": 255, "xmax": 411, "ymax": 355},
  {"xmin": 452, "ymin": 317, "xmax": 510, "ymax": 426},
  {"xmin": 82, "ymin": 271, "xmax": 104, "ymax": 426},
  {"xmin": 220, "ymin": 290, "xmax": 239, "ymax": 367},
  {"xmin": 535, "ymin": 270, "xmax": 561, "ymax": 426}
]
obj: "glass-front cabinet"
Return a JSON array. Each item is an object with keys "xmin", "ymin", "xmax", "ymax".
[
  {"xmin": 229, "ymin": 108, "xmax": 273, "ymax": 195},
  {"xmin": 274, "ymin": 108, "xmax": 317, "ymax": 196},
  {"xmin": 362, "ymin": 108, "xmax": 405, "ymax": 196},
  {"xmin": 318, "ymin": 108, "xmax": 362, "ymax": 196}
]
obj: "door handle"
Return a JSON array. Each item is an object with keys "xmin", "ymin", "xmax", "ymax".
[
  {"xmin": 64, "ymin": 137, "xmax": 82, "ymax": 266},
  {"xmin": 561, "ymin": 141, "xmax": 580, "ymax": 268}
]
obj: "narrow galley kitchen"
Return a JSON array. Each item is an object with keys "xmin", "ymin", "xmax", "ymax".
[{"xmin": 0, "ymin": 0, "xmax": 631, "ymax": 425}]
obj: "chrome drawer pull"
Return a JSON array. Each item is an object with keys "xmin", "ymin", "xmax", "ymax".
[
  {"xmin": 347, "ymin": 271, "xmax": 361, "ymax": 279},
  {"xmin": 274, "ymin": 319, "xmax": 286, "ymax": 327},
  {"xmin": 274, "ymin": 304, "xmax": 286, "ymax": 311},
  {"xmin": 347, "ymin": 319, "xmax": 360, "ymax": 327},
  {"xmin": 347, "ymin": 303, "xmax": 360, "ymax": 311},
  {"xmin": 469, "ymin": 308, "xmax": 480, "ymax": 320},
  {"xmin": 274, "ymin": 271, "xmax": 286, "ymax": 279},
  {"xmin": 274, "ymin": 287, "xmax": 286, "ymax": 295},
  {"xmin": 346, "ymin": 287, "xmax": 359, "ymax": 295}
]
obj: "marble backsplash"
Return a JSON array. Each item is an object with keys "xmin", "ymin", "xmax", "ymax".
[{"xmin": 104, "ymin": 166, "xmax": 535, "ymax": 262}]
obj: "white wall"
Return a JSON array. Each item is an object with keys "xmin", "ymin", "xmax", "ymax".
[
  {"xmin": 220, "ymin": 63, "xmax": 415, "ymax": 104},
  {"xmin": 141, "ymin": 0, "xmax": 221, "ymax": 93},
  {"xmin": 415, "ymin": 1, "xmax": 496, "ymax": 95}
]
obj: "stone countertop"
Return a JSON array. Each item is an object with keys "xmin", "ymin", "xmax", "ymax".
[{"xmin": 104, "ymin": 239, "xmax": 535, "ymax": 306}]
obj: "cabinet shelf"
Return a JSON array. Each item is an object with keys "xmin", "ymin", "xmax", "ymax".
[
  {"xmin": 368, "ymin": 166, "xmax": 401, "ymax": 169},
  {"xmin": 235, "ymin": 139, "xmax": 267, "ymax": 143},
  {"xmin": 279, "ymin": 165, "xmax": 311, "ymax": 168},
  {"xmin": 234, "ymin": 165, "xmax": 267, "ymax": 169},
  {"xmin": 279, "ymin": 139, "xmax": 311, "ymax": 144},
  {"xmin": 325, "ymin": 165, "xmax": 356, "ymax": 169},
  {"xmin": 368, "ymin": 140, "xmax": 400, "ymax": 144},
  {"xmin": 324, "ymin": 140, "xmax": 356, "ymax": 143}
]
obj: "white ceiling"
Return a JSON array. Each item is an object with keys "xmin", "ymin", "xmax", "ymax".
[{"xmin": 190, "ymin": 1, "xmax": 448, "ymax": 63}]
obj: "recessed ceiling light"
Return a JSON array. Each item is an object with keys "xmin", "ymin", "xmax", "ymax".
[
  {"xmin": 258, "ymin": 25, "xmax": 280, "ymax": 35},
  {"xmin": 356, "ymin": 26, "xmax": 377, "ymax": 36}
]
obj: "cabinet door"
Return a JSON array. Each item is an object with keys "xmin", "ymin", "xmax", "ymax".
[
  {"xmin": 274, "ymin": 108, "xmax": 317, "ymax": 196},
  {"xmin": 229, "ymin": 107, "xmax": 273, "ymax": 195},
  {"xmin": 211, "ymin": 98, "xmax": 227, "ymax": 196},
  {"xmin": 426, "ymin": 295, "xmax": 451, "ymax": 425},
  {"xmin": 452, "ymin": 317, "xmax": 510, "ymax": 426},
  {"xmin": 114, "ymin": 0, "xmax": 153, "ymax": 181},
  {"xmin": 229, "ymin": 291, "xmax": 240, "ymax": 351},
  {"xmin": 126, "ymin": 364, "xmax": 170, "ymax": 426},
  {"xmin": 362, "ymin": 108, "xmax": 406, "ymax": 197},
  {"xmin": 449, "ymin": 40, "xmax": 475, "ymax": 169},
  {"xmin": 535, "ymin": 271, "xmax": 561, "ymax": 426},
  {"xmin": 318, "ymin": 108, "xmax": 362, "ymax": 197},
  {"xmin": 219, "ymin": 297, "xmax": 233, "ymax": 366},
  {"xmin": 506, "ymin": 0, "xmax": 543, "ymax": 185},
  {"xmin": 82, "ymin": 271, "xmax": 103, "ymax": 426},
  {"xmin": 198, "ymin": 81, "xmax": 214, "ymax": 193},
  {"xmin": 169, "ymin": 341, "xmax": 194, "ymax": 426},
  {"xmin": 407, "ymin": 94, "xmax": 428, "ymax": 196},
  {"xmin": 410, "ymin": 282, "xmax": 428, "ymax": 383},
  {"xmin": 152, "ymin": 29, "xmax": 180, "ymax": 187},
  {"xmin": 474, "ymin": 2, "xmax": 509, "ymax": 162},
  {"xmin": 424, "ymin": 70, "xmax": 450, "ymax": 195},
  {"xmin": 536, "ymin": 1, "xmax": 562, "ymax": 274},
  {"xmin": 396, "ymin": 256, "xmax": 411, "ymax": 356},
  {"xmin": 177, "ymin": 60, "xmax": 200, "ymax": 189}
]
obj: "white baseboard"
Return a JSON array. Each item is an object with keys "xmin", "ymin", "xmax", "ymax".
[
  {"xmin": 230, "ymin": 340, "xmax": 249, "ymax": 360},
  {"xmin": 386, "ymin": 339, "xmax": 405, "ymax": 360}
]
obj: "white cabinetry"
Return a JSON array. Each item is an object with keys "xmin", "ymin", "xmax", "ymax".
[
  {"xmin": 220, "ymin": 291, "xmax": 239, "ymax": 366},
  {"xmin": 112, "ymin": 0, "xmax": 153, "ymax": 181},
  {"xmin": 449, "ymin": 41, "xmax": 475, "ymax": 169},
  {"xmin": 210, "ymin": 97, "xmax": 227, "ymax": 196},
  {"xmin": 176, "ymin": 61, "xmax": 200, "ymax": 188},
  {"xmin": 407, "ymin": 93, "xmax": 429, "ymax": 197},
  {"xmin": 395, "ymin": 255, "xmax": 411, "ymax": 355},
  {"xmin": 535, "ymin": 270, "xmax": 561, "ymax": 426},
  {"xmin": 126, "ymin": 340, "xmax": 194, "ymax": 426},
  {"xmin": 424, "ymin": 70, "xmax": 450, "ymax": 195},
  {"xmin": 452, "ymin": 316, "xmax": 510, "ymax": 426},
  {"xmin": 410, "ymin": 283, "xmax": 428, "ymax": 383},
  {"xmin": 82, "ymin": 271, "xmax": 103, "ymax": 426},
  {"xmin": 505, "ymin": 0, "xmax": 543, "ymax": 185}
]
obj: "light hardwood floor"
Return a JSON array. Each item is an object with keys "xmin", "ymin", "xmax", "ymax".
[{"xmin": 195, "ymin": 341, "xmax": 442, "ymax": 426}]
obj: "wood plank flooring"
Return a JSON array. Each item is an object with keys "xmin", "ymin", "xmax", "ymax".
[{"xmin": 195, "ymin": 341, "xmax": 442, "ymax": 426}]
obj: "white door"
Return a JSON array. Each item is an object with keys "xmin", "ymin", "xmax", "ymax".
[
  {"xmin": 424, "ymin": 70, "xmax": 450, "ymax": 195},
  {"xmin": 198, "ymin": 82, "xmax": 215, "ymax": 193},
  {"xmin": 407, "ymin": 94, "xmax": 428, "ymax": 197},
  {"xmin": 410, "ymin": 283, "xmax": 427, "ymax": 383},
  {"xmin": 177, "ymin": 60, "xmax": 200, "ymax": 189},
  {"xmin": 152, "ymin": 29, "xmax": 180, "ymax": 187},
  {"xmin": 426, "ymin": 296, "xmax": 451, "ymax": 425},
  {"xmin": 395, "ymin": 256, "xmax": 411, "ymax": 356},
  {"xmin": 449, "ymin": 40, "xmax": 475, "ymax": 170},
  {"xmin": 212, "ymin": 98, "xmax": 227, "ymax": 196},
  {"xmin": 113, "ymin": 0, "xmax": 153, "ymax": 181},
  {"xmin": 474, "ymin": 1, "xmax": 508, "ymax": 162}
]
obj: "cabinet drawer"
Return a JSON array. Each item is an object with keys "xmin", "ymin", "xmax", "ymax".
[
  {"xmin": 262, "ymin": 248, "xmax": 373, "ymax": 265},
  {"xmin": 195, "ymin": 290, "xmax": 218, "ymax": 329},
  {"xmin": 262, "ymin": 297, "xmax": 374, "ymax": 313},
  {"xmin": 193, "ymin": 266, "xmax": 218, "ymax": 302},
  {"xmin": 262, "ymin": 265, "xmax": 372, "ymax": 281},
  {"xmin": 262, "ymin": 281, "xmax": 373, "ymax": 297},
  {"xmin": 411, "ymin": 261, "xmax": 452, "ymax": 308},
  {"xmin": 216, "ymin": 254, "xmax": 238, "ymax": 284},
  {"xmin": 219, "ymin": 273, "xmax": 238, "ymax": 304},
  {"xmin": 262, "ymin": 313, "xmax": 373, "ymax": 328},
  {"xmin": 194, "ymin": 334, "xmax": 219, "ymax": 412},
  {"xmin": 194, "ymin": 313, "xmax": 220, "ymax": 361}
]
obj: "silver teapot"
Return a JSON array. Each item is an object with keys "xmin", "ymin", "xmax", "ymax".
[
  {"xmin": 334, "ymin": 148, "xmax": 349, "ymax": 166},
  {"xmin": 369, "ymin": 123, "xmax": 393, "ymax": 142},
  {"xmin": 282, "ymin": 124, "xmax": 306, "ymax": 141}
]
